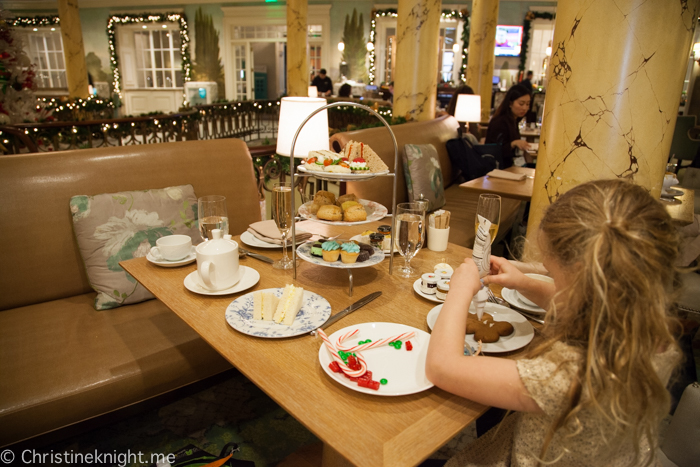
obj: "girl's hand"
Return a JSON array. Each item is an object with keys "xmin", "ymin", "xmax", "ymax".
[
  {"xmin": 448, "ymin": 258, "xmax": 482, "ymax": 299},
  {"xmin": 482, "ymin": 256, "xmax": 525, "ymax": 290}
]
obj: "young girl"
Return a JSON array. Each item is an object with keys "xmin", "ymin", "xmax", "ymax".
[{"xmin": 426, "ymin": 179, "xmax": 681, "ymax": 466}]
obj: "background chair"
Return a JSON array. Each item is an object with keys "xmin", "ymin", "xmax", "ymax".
[
  {"xmin": 669, "ymin": 115, "xmax": 700, "ymax": 174},
  {"xmin": 658, "ymin": 382, "xmax": 700, "ymax": 467}
]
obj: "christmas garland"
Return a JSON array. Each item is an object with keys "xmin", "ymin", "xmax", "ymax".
[
  {"xmin": 107, "ymin": 13, "xmax": 192, "ymax": 104},
  {"xmin": 368, "ymin": 9, "xmax": 469, "ymax": 84},
  {"xmin": 10, "ymin": 16, "xmax": 60, "ymax": 28},
  {"xmin": 519, "ymin": 11, "xmax": 556, "ymax": 72}
]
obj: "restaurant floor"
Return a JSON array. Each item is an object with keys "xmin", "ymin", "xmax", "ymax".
[{"xmin": 27, "ymin": 324, "xmax": 700, "ymax": 467}]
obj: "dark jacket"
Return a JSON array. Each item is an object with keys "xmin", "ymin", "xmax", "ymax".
[{"xmin": 485, "ymin": 114, "xmax": 520, "ymax": 169}]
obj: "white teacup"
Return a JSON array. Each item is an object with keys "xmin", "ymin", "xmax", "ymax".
[
  {"xmin": 195, "ymin": 229, "xmax": 240, "ymax": 291},
  {"xmin": 517, "ymin": 273, "xmax": 554, "ymax": 307},
  {"xmin": 150, "ymin": 235, "xmax": 192, "ymax": 261},
  {"xmin": 662, "ymin": 173, "xmax": 679, "ymax": 193}
]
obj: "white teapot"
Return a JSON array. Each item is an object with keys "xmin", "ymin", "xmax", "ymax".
[{"xmin": 196, "ymin": 229, "xmax": 240, "ymax": 291}]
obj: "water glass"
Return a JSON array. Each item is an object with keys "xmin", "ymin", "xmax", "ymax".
[
  {"xmin": 394, "ymin": 202, "xmax": 425, "ymax": 278},
  {"xmin": 198, "ymin": 195, "xmax": 228, "ymax": 242}
]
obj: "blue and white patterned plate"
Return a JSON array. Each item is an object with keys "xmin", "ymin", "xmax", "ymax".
[
  {"xmin": 225, "ymin": 288, "xmax": 331, "ymax": 338},
  {"xmin": 296, "ymin": 241, "xmax": 384, "ymax": 269}
]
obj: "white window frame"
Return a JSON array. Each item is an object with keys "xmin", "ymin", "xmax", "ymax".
[
  {"xmin": 117, "ymin": 24, "xmax": 184, "ymax": 90},
  {"xmin": 20, "ymin": 27, "xmax": 67, "ymax": 90},
  {"xmin": 222, "ymin": 5, "xmax": 331, "ymax": 101}
]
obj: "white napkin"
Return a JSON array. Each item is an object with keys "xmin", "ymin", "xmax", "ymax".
[
  {"xmin": 247, "ymin": 220, "xmax": 312, "ymax": 245},
  {"xmin": 487, "ymin": 169, "xmax": 527, "ymax": 181}
]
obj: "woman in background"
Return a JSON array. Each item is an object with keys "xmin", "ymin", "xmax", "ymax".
[{"xmin": 485, "ymin": 84, "xmax": 532, "ymax": 168}]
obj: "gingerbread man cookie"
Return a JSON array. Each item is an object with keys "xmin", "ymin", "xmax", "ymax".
[{"xmin": 465, "ymin": 313, "xmax": 514, "ymax": 343}]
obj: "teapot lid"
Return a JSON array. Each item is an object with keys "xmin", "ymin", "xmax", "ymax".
[{"xmin": 198, "ymin": 229, "xmax": 236, "ymax": 254}]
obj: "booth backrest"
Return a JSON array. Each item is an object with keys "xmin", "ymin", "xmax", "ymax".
[
  {"xmin": 329, "ymin": 115, "xmax": 460, "ymax": 212},
  {"xmin": 0, "ymin": 139, "xmax": 261, "ymax": 311}
]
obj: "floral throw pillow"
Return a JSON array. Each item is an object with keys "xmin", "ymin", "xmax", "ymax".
[
  {"xmin": 70, "ymin": 185, "xmax": 199, "ymax": 310},
  {"xmin": 402, "ymin": 144, "xmax": 446, "ymax": 211}
]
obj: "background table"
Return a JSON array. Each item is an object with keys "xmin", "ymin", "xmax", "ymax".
[
  {"xmin": 459, "ymin": 167, "xmax": 535, "ymax": 202},
  {"xmin": 122, "ymin": 221, "xmax": 521, "ymax": 467}
]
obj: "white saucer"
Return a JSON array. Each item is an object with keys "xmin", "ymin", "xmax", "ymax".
[
  {"xmin": 147, "ymin": 246, "xmax": 196, "ymax": 267},
  {"xmin": 412, "ymin": 278, "xmax": 443, "ymax": 303},
  {"xmin": 501, "ymin": 287, "xmax": 546, "ymax": 314},
  {"xmin": 184, "ymin": 266, "xmax": 260, "ymax": 296}
]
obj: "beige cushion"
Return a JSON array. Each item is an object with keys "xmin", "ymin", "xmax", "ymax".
[
  {"xmin": 70, "ymin": 185, "xmax": 200, "ymax": 310},
  {"xmin": 403, "ymin": 144, "xmax": 446, "ymax": 211}
]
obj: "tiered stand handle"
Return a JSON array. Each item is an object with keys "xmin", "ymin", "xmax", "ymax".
[{"xmin": 288, "ymin": 102, "xmax": 399, "ymax": 290}]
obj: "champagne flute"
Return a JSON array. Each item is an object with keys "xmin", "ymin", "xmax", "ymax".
[
  {"xmin": 272, "ymin": 182, "xmax": 293, "ymax": 270},
  {"xmin": 198, "ymin": 195, "xmax": 229, "ymax": 241},
  {"xmin": 395, "ymin": 202, "xmax": 425, "ymax": 278},
  {"xmin": 475, "ymin": 194, "xmax": 501, "ymax": 240}
]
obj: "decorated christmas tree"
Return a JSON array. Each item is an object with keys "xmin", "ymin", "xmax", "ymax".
[{"xmin": 0, "ymin": 11, "xmax": 51, "ymax": 124}]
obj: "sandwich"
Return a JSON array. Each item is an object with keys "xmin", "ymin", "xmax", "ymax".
[
  {"xmin": 253, "ymin": 291, "xmax": 279, "ymax": 321},
  {"xmin": 273, "ymin": 284, "xmax": 305, "ymax": 325}
]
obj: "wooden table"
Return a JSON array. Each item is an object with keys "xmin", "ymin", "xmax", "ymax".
[
  {"xmin": 121, "ymin": 221, "xmax": 509, "ymax": 467},
  {"xmin": 519, "ymin": 127, "xmax": 540, "ymax": 143},
  {"xmin": 460, "ymin": 169, "xmax": 695, "ymax": 226},
  {"xmin": 459, "ymin": 167, "xmax": 535, "ymax": 202}
]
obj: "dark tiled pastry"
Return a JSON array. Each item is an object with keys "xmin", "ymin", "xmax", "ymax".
[{"xmin": 310, "ymin": 241, "xmax": 324, "ymax": 257}]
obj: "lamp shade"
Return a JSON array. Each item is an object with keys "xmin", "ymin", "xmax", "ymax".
[
  {"xmin": 308, "ymin": 86, "xmax": 318, "ymax": 97},
  {"xmin": 454, "ymin": 94, "xmax": 481, "ymax": 123},
  {"xmin": 276, "ymin": 97, "xmax": 329, "ymax": 157}
]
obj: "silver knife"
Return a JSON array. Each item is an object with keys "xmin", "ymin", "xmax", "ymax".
[
  {"xmin": 311, "ymin": 291, "xmax": 382, "ymax": 336},
  {"xmin": 241, "ymin": 250, "xmax": 274, "ymax": 264}
]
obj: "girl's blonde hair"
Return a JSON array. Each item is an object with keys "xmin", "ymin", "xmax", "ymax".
[{"xmin": 533, "ymin": 179, "xmax": 681, "ymax": 465}]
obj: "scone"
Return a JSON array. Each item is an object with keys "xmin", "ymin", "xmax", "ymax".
[
  {"xmin": 344, "ymin": 204, "xmax": 367, "ymax": 222},
  {"xmin": 341, "ymin": 200, "xmax": 359, "ymax": 211},
  {"xmin": 317, "ymin": 204, "xmax": 343, "ymax": 221},
  {"xmin": 314, "ymin": 190, "xmax": 336, "ymax": 205},
  {"xmin": 309, "ymin": 196, "xmax": 332, "ymax": 215},
  {"xmin": 336, "ymin": 193, "xmax": 358, "ymax": 206}
]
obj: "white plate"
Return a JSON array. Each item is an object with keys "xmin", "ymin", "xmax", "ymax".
[
  {"xmin": 660, "ymin": 188, "xmax": 683, "ymax": 198},
  {"xmin": 184, "ymin": 266, "xmax": 260, "ymax": 296},
  {"xmin": 318, "ymin": 322, "xmax": 433, "ymax": 396},
  {"xmin": 413, "ymin": 278, "xmax": 443, "ymax": 303},
  {"xmin": 298, "ymin": 199, "xmax": 388, "ymax": 226},
  {"xmin": 349, "ymin": 234, "xmax": 398, "ymax": 256},
  {"xmin": 501, "ymin": 287, "xmax": 546, "ymax": 314},
  {"xmin": 225, "ymin": 288, "xmax": 331, "ymax": 338},
  {"xmin": 298, "ymin": 165, "xmax": 390, "ymax": 181},
  {"xmin": 147, "ymin": 246, "xmax": 196, "ymax": 267},
  {"xmin": 426, "ymin": 303, "xmax": 534, "ymax": 353},
  {"xmin": 240, "ymin": 230, "xmax": 309, "ymax": 249},
  {"xmin": 296, "ymin": 241, "xmax": 384, "ymax": 269}
]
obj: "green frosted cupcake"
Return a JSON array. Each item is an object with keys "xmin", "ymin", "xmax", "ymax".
[{"xmin": 321, "ymin": 241, "xmax": 340, "ymax": 262}]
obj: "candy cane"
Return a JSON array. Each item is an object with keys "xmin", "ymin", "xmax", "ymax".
[
  {"xmin": 336, "ymin": 331, "xmax": 416, "ymax": 352},
  {"xmin": 317, "ymin": 329, "xmax": 367, "ymax": 377}
]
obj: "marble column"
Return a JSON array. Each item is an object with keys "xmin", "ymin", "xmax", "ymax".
[
  {"xmin": 527, "ymin": 0, "xmax": 700, "ymax": 236},
  {"xmin": 465, "ymin": 0, "xmax": 499, "ymax": 123},
  {"xmin": 286, "ymin": 0, "xmax": 308, "ymax": 97},
  {"xmin": 57, "ymin": 0, "xmax": 89, "ymax": 99},
  {"xmin": 393, "ymin": 0, "xmax": 442, "ymax": 122}
]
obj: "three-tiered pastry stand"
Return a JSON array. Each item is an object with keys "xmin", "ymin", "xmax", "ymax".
[{"xmin": 288, "ymin": 102, "xmax": 399, "ymax": 296}]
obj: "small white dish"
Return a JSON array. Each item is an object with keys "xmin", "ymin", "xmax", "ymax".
[
  {"xmin": 184, "ymin": 266, "xmax": 260, "ymax": 296},
  {"xmin": 240, "ymin": 230, "xmax": 308, "ymax": 249},
  {"xmin": 426, "ymin": 303, "xmax": 534, "ymax": 353},
  {"xmin": 501, "ymin": 287, "xmax": 546, "ymax": 314},
  {"xmin": 147, "ymin": 246, "xmax": 196, "ymax": 267},
  {"xmin": 225, "ymin": 288, "xmax": 331, "ymax": 338},
  {"xmin": 413, "ymin": 278, "xmax": 443, "ymax": 303},
  {"xmin": 660, "ymin": 188, "xmax": 683, "ymax": 198},
  {"xmin": 318, "ymin": 322, "xmax": 433, "ymax": 396}
]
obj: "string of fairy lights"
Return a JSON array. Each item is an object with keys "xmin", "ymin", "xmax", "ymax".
[
  {"xmin": 368, "ymin": 9, "xmax": 469, "ymax": 84},
  {"xmin": 10, "ymin": 16, "xmax": 61, "ymax": 28},
  {"xmin": 107, "ymin": 13, "xmax": 192, "ymax": 105}
]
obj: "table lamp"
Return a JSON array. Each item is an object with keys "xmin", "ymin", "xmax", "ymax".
[
  {"xmin": 308, "ymin": 86, "xmax": 318, "ymax": 98},
  {"xmin": 454, "ymin": 94, "xmax": 481, "ymax": 139},
  {"xmin": 276, "ymin": 97, "xmax": 329, "ymax": 157}
]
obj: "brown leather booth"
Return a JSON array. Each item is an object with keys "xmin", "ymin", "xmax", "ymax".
[{"xmin": 0, "ymin": 139, "xmax": 261, "ymax": 446}]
